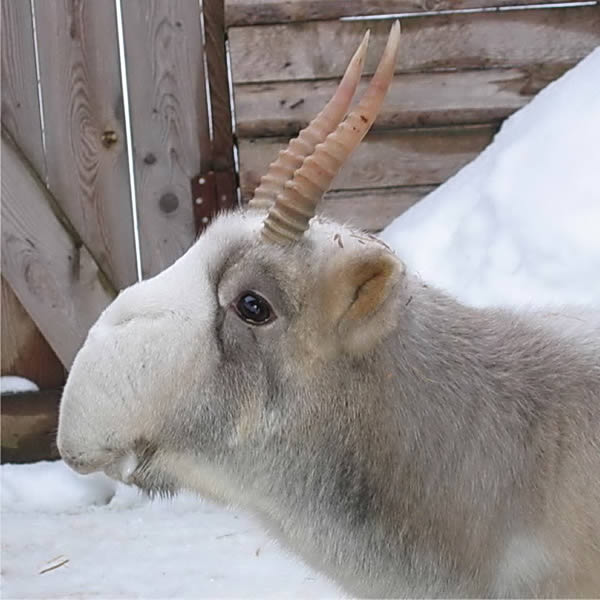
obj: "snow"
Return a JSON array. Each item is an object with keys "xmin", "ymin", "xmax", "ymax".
[
  {"xmin": 1, "ymin": 376, "xmax": 39, "ymax": 395},
  {"xmin": 1, "ymin": 462, "xmax": 340, "ymax": 598},
  {"xmin": 381, "ymin": 47, "xmax": 600, "ymax": 309},
  {"xmin": 2, "ymin": 45, "xmax": 600, "ymax": 600}
]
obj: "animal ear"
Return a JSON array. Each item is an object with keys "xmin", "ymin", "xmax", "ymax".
[{"xmin": 320, "ymin": 247, "xmax": 405, "ymax": 355}]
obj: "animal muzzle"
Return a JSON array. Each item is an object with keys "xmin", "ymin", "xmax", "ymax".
[{"xmin": 57, "ymin": 283, "xmax": 197, "ymax": 481}]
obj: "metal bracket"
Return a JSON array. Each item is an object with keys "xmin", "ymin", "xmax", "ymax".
[{"xmin": 191, "ymin": 169, "xmax": 237, "ymax": 234}]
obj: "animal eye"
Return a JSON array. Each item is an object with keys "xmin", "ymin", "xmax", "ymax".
[{"xmin": 234, "ymin": 292, "xmax": 274, "ymax": 325}]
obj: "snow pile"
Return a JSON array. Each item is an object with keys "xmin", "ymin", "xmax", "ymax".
[
  {"xmin": 1, "ymin": 376, "xmax": 39, "ymax": 394},
  {"xmin": 1, "ymin": 462, "xmax": 340, "ymax": 598},
  {"xmin": 382, "ymin": 48, "xmax": 600, "ymax": 309},
  {"xmin": 1, "ymin": 461, "xmax": 116, "ymax": 513}
]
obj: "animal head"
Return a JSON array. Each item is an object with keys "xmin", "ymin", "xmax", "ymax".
[{"xmin": 57, "ymin": 23, "xmax": 402, "ymax": 501}]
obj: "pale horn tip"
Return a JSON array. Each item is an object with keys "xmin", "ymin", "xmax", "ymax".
[
  {"xmin": 356, "ymin": 29, "xmax": 370, "ymax": 61},
  {"xmin": 383, "ymin": 20, "xmax": 401, "ymax": 68},
  {"xmin": 342, "ymin": 29, "xmax": 370, "ymax": 87}
]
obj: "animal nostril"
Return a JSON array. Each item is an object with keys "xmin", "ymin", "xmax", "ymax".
[
  {"xmin": 60, "ymin": 450, "xmax": 82, "ymax": 468},
  {"xmin": 60, "ymin": 450, "xmax": 106, "ymax": 475}
]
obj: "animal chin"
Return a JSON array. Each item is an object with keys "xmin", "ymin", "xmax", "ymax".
[
  {"xmin": 101, "ymin": 445, "xmax": 179, "ymax": 498},
  {"xmin": 129, "ymin": 457, "xmax": 179, "ymax": 499}
]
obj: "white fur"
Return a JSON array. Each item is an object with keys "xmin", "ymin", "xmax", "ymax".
[{"xmin": 493, "ymin": 535, "xmax": 552, "ymax": 597}]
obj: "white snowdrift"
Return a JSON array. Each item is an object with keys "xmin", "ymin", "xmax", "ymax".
[
  {"xmin": 382, "ymin": 47, "xmax": 600, "ymax": 309},
  {"xmin": 1, "ymin": 376, "xmax": 39, "ymax": 394}
]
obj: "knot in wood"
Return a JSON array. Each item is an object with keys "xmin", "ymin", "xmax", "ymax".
[
  {"xmin": 101, "ymin": 130, "xmax": 118, "ymax": 149},
  {"xmin": 159, "ymin": 193, "xmax": 179, "ymax": 214}
]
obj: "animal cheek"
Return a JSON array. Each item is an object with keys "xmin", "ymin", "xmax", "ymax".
[
  {"xmin": 289, "ymin": 319, "xmax": 342, "ymax": 366},
  {"xmin": 232, "ymin": 401, "xmax": 263, "ymax": 445}
]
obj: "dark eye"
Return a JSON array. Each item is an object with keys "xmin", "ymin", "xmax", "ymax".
[{"xmin": 234, "ymin": 291, "xmax": 274, "ymax": 325}]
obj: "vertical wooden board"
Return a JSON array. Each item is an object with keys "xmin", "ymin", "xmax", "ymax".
[
  {"xmin": 2, "ymin": 135, "xmax": 114, "ymax": 368},
  {"xmin": 33, "ymin": 0, "xmax": 137, "ymax": 290},
  {"xmin": 1, "ymin": 0, "xmax": 45, "ymax": 176},
  {"xmin": 120, "ymin": 0, "xmax": 211, "ymax": 278},
  {"xmin": 2, "ymin": 0, "xmax": 66, "ymax": 387},
  {"xmin": 204, "ymin": 0, "xmax": 234, "ymax": 172},
  {"xmin": 1, "ymin": 277, "xmax": 65, "ymax": 389},
  {"xmin": 202, "ymin": 0, "xmax": 238, "ymax": 227}
]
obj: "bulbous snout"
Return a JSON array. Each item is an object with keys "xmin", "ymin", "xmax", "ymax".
[
  {"xmin": 57, "ymin": 258, "xmax": 216, "ymax": 480},
  {"xmin": 57, "ymin": 319, "xmax": 149, "ymax": 480}
]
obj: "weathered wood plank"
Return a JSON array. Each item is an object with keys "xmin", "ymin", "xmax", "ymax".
[
  {"xmin": 234, "ymin": 65, "xmax": 569, "ymax": 138},
  {"xmin": 1, "ymin": 0, "xmax": 45, "ymax": 176},
  {"xmin": 1, "ymin": 389, "xmax": 61, "ymax": 464},
  {"xmin": 34, "ymin": 0, "xmax": 137, "ymax": 289},
  {"xmin": 239, "ymin": 124, "xmax": 496, "ymax": 197},
  {"xmin": 203, "ymin": 0, "xmax": 238, "ymax": 224},
  {"xmin": 1, "ymin": 277, "xmax": 65, "ymax": 389},
  {"xmin": 120, "ymin": 0, "xmax": 211, "ymax": 278},
  {"xmin": 320, "ymin": 186, "xmax": 434, "ymax": 231},
  {"xmin": 205, "ymin": 0, "xmax": 235, "ymax": 173},
  {"xmin": 1, "ymin": 134, "xmax": 114, "ymax": 368},
  {"xmin": 225, "ymin": 0, "xmax": 591, "ymax": 26},
  {"xmin": 2, "ymin": 0, "xmax": 68, "ymax": 388},
  {"xmin": 229, "ymin": 6, "xmax": 600, "ymax": 83}
]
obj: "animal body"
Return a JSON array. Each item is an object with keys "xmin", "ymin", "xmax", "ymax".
[{"xmin": 58, "ymin": 23, "xmax": 600, "ymax": 597}]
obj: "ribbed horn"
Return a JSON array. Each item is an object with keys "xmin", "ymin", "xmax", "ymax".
[
  {"xmin": 262, "ymin": 21, "xmax": 400, "ymax": 244},
  {"xmin": 248, "ymin": 31, "xmax": 370, "ymax": 210}
]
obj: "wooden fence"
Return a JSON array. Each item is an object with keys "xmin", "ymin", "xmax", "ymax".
[
  {"xmin": 227, "ymin": 0, "xmax": 600, "ymax": 230},
  {"xmin": 1, "ymin": 0, "xmax": 235, "ymax": 460},
  {"xmin": 2, "ymin": 0, "xmax": 599, "ymax": 461}
]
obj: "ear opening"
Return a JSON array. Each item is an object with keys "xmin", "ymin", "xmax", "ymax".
[{"xmin": 320, "ymin": 248, "xmax": 405, "ymax": 355}]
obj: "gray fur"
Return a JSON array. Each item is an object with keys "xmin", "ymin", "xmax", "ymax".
[{"xmin": 58, "ymin": 210, "xmax": 600, "ymax": 598}]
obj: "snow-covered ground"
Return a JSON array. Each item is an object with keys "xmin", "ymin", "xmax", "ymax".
[
  {"xmin": 1, "ymin": 461, "xmax": 341, "ymax": 598},
  {"xmin": 2, "ymin": 43, "xmax": 599, "ymax": 600}
]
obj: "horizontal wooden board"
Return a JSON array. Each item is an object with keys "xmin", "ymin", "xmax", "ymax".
[
  {"xmin": 228, "ymin": 6, "xmax": 600, "ymax": 83},
  {"xmin": 1, "ymin": 135, "xmax": 114, "ymax": 368},
  {"xmin": 319, "ymin": 186, "xmax": 434, "ymax": 231},
  {"xmin": 1, "ymin": 389, "xmax": 61, "ymax": 463},
  {"xmin": 238, "ymin": 124, "xmax": 496, "ymax": 197},
  {"xmin": 234, "ymin": 65, "xmax": 568, "ymax": 137},
  {"xmin": 226, "ymin": 0, "xmax": 592, "ymax": 26},
  {"xmin": 1, "ymin": 277, "xmax": 65, "ymax": 389}
]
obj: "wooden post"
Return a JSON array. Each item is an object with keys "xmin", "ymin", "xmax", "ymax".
[{"xmin": 200, "ymin": 0, "xmax": 238, "ymax": 225}]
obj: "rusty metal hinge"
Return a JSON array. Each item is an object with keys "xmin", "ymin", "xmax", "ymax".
[{"xmin": 191, "ymin": 170, "xmax": 237, "ymax": 234}]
